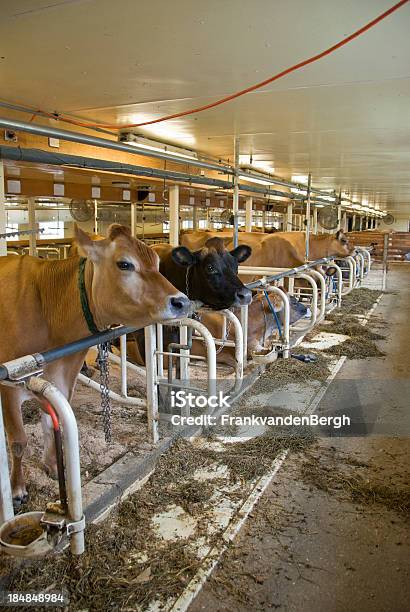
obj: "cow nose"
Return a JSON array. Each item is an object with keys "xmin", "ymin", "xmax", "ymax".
[
  {"xmin": 235, "ymin": 287, "xmax": 252, "ymax": 306},
  {"xmin": 169, "ymin": 294, "xmax": 191, "ymax": 316}
]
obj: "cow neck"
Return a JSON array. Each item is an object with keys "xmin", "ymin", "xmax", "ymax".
[
  {"xmin": 78, "ymin": 257, "xmax": 102, "ymax": 334},
  {"xmin": 38, "ymin": 256, "xmax": 101, "ymax": 343}
]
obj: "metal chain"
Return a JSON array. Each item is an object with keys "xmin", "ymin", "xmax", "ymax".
[
  {"xmin": 97, "ymin": 342, "xmax": 112, "ymax": 443},
  {"xmin": 215, "ymin": 316, "xmax": 232, "ymax": 355}
]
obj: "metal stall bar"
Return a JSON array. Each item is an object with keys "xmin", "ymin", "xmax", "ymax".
[
  {"xmin": 250, "ymin": 285, "xmax": 291, "ymax": 363},
  {"xmin": 77, "ymin": 373, "xmax": 145, "ymax": 409},
  {"xmin": 26, "ymin": 377, "xmax": 85, "ymax": 555},
  {"xmin": 326, "ymin": 262, "xmax": 343, "ymax": 308},
  {"xmin": 221, "ymin": 309, "xmax": 244, "ymax": 382},
  {"xmin": 161, "ymin": 317, "xmax": 217, "ymax": 397},
  {"xmin": 194, "ymin": 308, "xmax": 244, "ymax": 385},
  {"xmin": 240, "ymin": 306, "xmax": 249, "ymax": 367},
  {"xmin": 0, "ymin": 396, "xmax": 13, "ymax": 524},
  {"xmin": 339, "ymin": 257, "xmax": 355, "ymax": 295},
  {"xmin": 241, "ymin": 257, "xmax": 334, "ymax": 290},
  {"xmin": 355, "ymin": 251, "xmax": 365, "ymax": 281},
  {"xmin": 307, "ymin": 269, "xmax": 327, "ymax": 321},
  {"xmin": 144, "ymin": 325, "xmax": 159, "ymax": 444},
  {"xmin": 288, "ymin": 273, "xmax": 318, "ymax": 335}
]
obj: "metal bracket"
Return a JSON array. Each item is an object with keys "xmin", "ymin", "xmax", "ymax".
[
  {"xmin": 40, "ymin": 508, "xmax": 85, "ymax": 538},
  {"xmin": 66, "ymin": 515, "xmax": 86, "ymax": 536},
  {"xmin": 1, "ymin": 354, "xmax": 44, "ymax": 384}
]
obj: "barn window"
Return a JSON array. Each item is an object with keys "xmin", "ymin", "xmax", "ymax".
[{"xmin": 39, "ymin": 221, "xmax": 64, "ymax": 238}]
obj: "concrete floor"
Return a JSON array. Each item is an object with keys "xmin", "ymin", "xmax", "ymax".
[{"xmin": 191, "ymin": 265, "xmax": 410, "ymax": 612}]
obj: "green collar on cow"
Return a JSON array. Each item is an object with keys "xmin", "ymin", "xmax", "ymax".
[{"xmin": 78, "ymin": 257, "xmax": 100, "ymax": 335}]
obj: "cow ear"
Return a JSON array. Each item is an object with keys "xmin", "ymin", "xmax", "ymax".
[
  {"xmin": 336, "ymin": 229, "xmax": 344, "ymax": 241},
  {"xmin": 230, "ymin": 244, "xmax": 252, "ymax": 263},
  {"xmin": 107, "ymin": 224, "xmax": 132, "ymax": 241},
  {"xmin": 171, "ymin": 246, "xmax": 197, "ymax": 267},
  {"xmin": 73, "ymin": 224, "xmax": 105, "ymax": 262}
]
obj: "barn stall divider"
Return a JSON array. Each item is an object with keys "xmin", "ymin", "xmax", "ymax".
[{"xmin": 0, "ymin": 249, "xmax": 371, "ymax": 559}]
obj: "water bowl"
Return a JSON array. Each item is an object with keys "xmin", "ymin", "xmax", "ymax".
[{"xmin": 0, "ymin": 511, "xmax": 58, "ymax": 558}]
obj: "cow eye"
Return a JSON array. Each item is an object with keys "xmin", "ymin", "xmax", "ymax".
[
  {"xmin": 116, "ymin": 260, "xmax": 135, "ymax": 271},
  {"xmin": 206, "ymin": 264, "xmax": 218, "ymax": 274}
]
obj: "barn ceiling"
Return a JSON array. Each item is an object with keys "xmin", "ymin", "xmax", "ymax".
[{"xmin": 1, "ymin": 0, "xmax": 410, "ymax": 214}]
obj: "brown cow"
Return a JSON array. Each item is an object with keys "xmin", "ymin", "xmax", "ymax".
[
  {"xmin": 120, "ymin": 291, "xmax": 309, "ymax": 369},
  {"xmin": 0, "ymin": 224, "xmax": 190, "ymax": 506},
  {"xmin": 68, "ymin": 233, "xmax": 105, "ymax": 257},
  {"xmin": 181, "ymin": 230, "xmax": 354, "ymax": 267}
]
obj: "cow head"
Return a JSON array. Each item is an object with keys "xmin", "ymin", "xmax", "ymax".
[
  {"xmin": 170, "ymin": 237, "xmax": 252, "ymax": 309},
  {"xmin": 74, "ymin": 224, "xmax": 190, "ymax": 327},
  {"xmin": 328, "ymin": 230, "xmax": 355, "ymax": 257}
]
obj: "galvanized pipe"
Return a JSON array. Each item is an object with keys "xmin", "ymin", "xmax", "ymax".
[
  {"xmin": 0, "ymin": 117, "xmax": 233, "ymax": 175},
  {"xmin": 0, "ymin": 396, "xmax": 14, "ymax": 525},
  {"xmin": 77, "ymin": 373, "xmax": 145, "ymax": 409},
  {"xmin": 264, "ymin": 285, "xmax": 290, "ymax": 359},
  {"xmin": 307, "ymin": 269, "xmax": 326, "ymax": 321},
  {"xmin": 25, "ymin": 376, "xmax": 84, "ymax": 555},
  {"xmin": 0, "ymin": 145, "xmax": 233, "ymax": 191},
  {"xmin": 305, "ymin": 173, "xmax": 312, "ymax": 261},
  {"xmin": 233, "ymin": 137, "xmax": 240, "ymax": 248}
]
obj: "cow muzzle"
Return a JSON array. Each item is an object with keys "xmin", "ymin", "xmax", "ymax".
[
  {"xmin": 233, "ymin": 286, "xmax": 252, "ymax": 307},
  {"xmin": 161, "ymin": 293, "xmax": 191, "ymax": 320}
]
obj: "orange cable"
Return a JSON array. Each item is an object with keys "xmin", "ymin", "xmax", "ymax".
[{"xmin": 5, "ymin": 0, "xmax": 409, "ymax": 131}]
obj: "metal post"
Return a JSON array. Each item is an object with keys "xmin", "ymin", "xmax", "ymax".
[
  {"xmin": 233, "ymin": 137, "xmax": 240, "ymax": 248},
  {"xmin": 337, "ymin": 188, "xmax": 342, "ymax": 230},
  {"xmin": 342, "ymin": 211, "xmax": 347, "ymax": 232},
  {"xmin": 312, "ymin": 206, "xmax": 318, "ymax": 234},
  {"xmin": 27, "ymin": 197, "xmax": 37, "ymax": 257},
  {"xmin": 240, "ymin": 305, "xmax": 248, "ymax": 367},
  {"xmin": 156, "ymin": 323, "xmax": 164, "ymax": 377},
  {"xmin": 262, "ymin": 207, "xmax": 266, "ymax": 232},
  {"xmin": 286, "ymin": 202, "xmax": 293, "ymax": 231},
  {"xmin": 26, "ymin": 377, "xmax": 84, "ymax": 555},
  {"xmin": 0, "ymin": 396, "xmax": 14, "ymax": 525},
  {"xmin": 169, "ymin": 184, "xmax": 179, "ymax": 247},
  {"xmin": 305, "ymin": 173, "xmax": 312, "ymax": 261},
  {"xmin": 245, "ymin": 197, "xmax": 253, "ymax": 232},
  {"xmin": 0, "ymin": 160, "xmax": 6, "ymax": 257},
  {"xmin": 93, "ymin": 199, "xmax": 98, "ymax": 235},
  {"xmin": 120, "ymin": 334, "xmax": 128, "ymax": 397},
  {"xmin": 382, "ymin": 233, "xmax": 389, "ymax": 291},
  {"xmin": 144, "ymin": 325, "xmax": 159, "ymax": 443},
  {"xmin": 192, "ymin": 203, "xmax": 198, "ymax": 230},
  {"xmin": 179, "ymin": 325, "xmax": 189, "ymax": 384},
  {"xmin": 130, "ymin": 202, "xmax": 136, "ymax": 238}
]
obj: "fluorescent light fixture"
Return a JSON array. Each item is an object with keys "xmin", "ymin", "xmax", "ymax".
[
  {"xmin": 291, "ymin": 187, "xmax": 307, "ymax": 196},
  {"xmin": 120, "ymin": 133, "xmax": 198, "ymax": 161},
  {"xmin": 239, "ymin": 173, "xmax": 274, "ymax": 186},
  {"xmin": 319, "ymin": 195, "xmax": 337, "ymax": 202},
  {"xmin": 239, "ymin": 155, "xmax": 275, "ymax": 173},
  {"xmin": 291, "ymin": 175, "xmax": 308, "ymax": 184}
]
